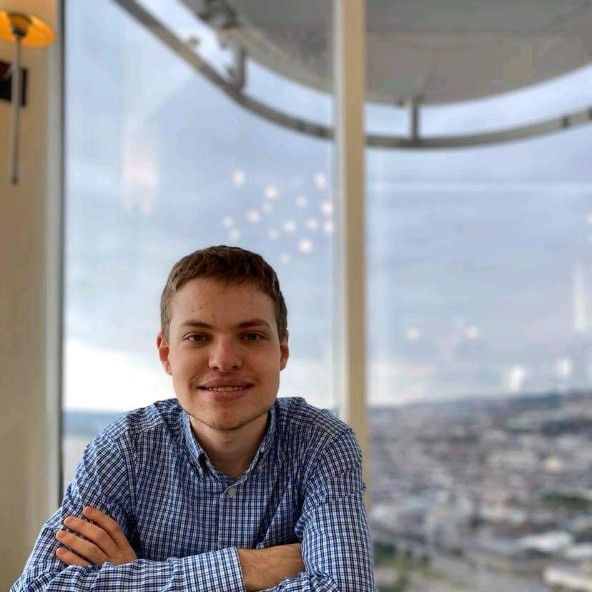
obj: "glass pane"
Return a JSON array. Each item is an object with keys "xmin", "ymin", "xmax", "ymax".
[
  {"xmin": 64, "ymin": 0, "xmax": 334, "ymax": 486},
  {"xmin": 368, "ymin": 104, "xmax": 592, "ymax": 592},
  {"xmin": 367, "ymin": 23, "xmax": 592, "ymax": 592}
]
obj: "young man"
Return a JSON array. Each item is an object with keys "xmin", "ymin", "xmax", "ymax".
[{"xmin": 12, "ymin": 246, "xmax": 376, "ymax": 591}]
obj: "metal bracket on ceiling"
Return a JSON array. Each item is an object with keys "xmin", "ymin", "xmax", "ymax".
[
  {"xmin": 190, "ymin": 0, "xmax": 246, "ymax": 89},
  {"xmin": 191, "ymin": 0, "xmax": 238, "ymax": 30},
  {"xmin": 226, "ymin": 43, "xmax": 246, "ymax": 91},
  {"xmin": 407, "ymin": 97, "xmax": 422, "ymax": 143},
  {"xmin": 216, "ymin": 27, "xmax": 246, "ymax": 90}
]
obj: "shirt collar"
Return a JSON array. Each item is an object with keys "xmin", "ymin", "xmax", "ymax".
[
  {"xmin": 182, "ymin": 410, "xmax": 207, "ymax": 470},
  {"xmin": 181, "ymin": 400, "xmax": 279, "ymax": 478}
]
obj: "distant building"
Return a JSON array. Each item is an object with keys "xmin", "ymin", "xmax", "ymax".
[
  {"xmin": 545, "ymin": 564, "xmax": 592, "ymax": 592},
  {"xmin": 466, "ymin": 535, "xmax": 549, "ymax": 575}
]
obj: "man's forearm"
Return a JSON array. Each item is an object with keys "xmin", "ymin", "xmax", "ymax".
[
  {"xmin": 14, "ymin": 545, "xmax": 310, "ymax": 592},
  {"xmin": 11, "ymin": 546, "xmax": 245, "ymax": 592},
  {"xmin": 238, "ymin": 544, "xmax": 304, "ymax": 591}
]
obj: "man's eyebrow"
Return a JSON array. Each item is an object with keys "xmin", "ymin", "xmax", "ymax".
[
  {"xmin": 179, "ymin": 319, "xmax": 273, "ymax": 329},
  {"xmin": 178, "ymin": 321, "xmax": 213, "ymax": 330},
  {"xmin": 236, "ymin": 319, "xmax": 273, "ymax": 329}
]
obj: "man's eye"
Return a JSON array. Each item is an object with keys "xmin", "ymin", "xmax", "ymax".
[
  {"xmin": 244, "ymin": 333, "xmax": 264, "ymax": 341},
  {"xmin": 187, "ymin": 334, "xmax": 207, "ymax": 342}
]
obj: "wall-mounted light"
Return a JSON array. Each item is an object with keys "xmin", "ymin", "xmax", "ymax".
[{"xmin": 0, "ymin": 1, "xmax": 55, "ymax": 185}]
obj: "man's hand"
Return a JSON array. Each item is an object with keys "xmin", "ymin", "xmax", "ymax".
[
  {"xmin": 55, "ymin": 506, "xmax": 137, "ymax": 567},
  {"xmin": 238, "ymin": 543, "xmax": 304, "ymax": 591}
]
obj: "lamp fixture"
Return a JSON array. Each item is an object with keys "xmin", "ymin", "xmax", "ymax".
[{"xmin": 0, "ymin": 1, "xmax": 55, "ymax": 185}]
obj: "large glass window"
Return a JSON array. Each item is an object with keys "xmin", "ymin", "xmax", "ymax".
[
  {"xmin": 64, "ymin": 0, "xmax": 334, "ymax": 484},
  {"xmin": 368, "ymin": 71, "xmax": 592, "ymax": 591}
]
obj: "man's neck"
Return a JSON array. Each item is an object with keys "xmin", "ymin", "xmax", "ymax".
[{"xmin": 191, "ymin": 413, "xmax": 269, "ymax": 480}]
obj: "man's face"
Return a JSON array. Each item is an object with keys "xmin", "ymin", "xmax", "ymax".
[{"xmin": 157, "ymin": 278, "xmax": 289, "ymax": 437}]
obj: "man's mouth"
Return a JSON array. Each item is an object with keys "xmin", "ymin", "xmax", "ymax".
[{"xmin": 201, "ymin": 385, "xmax": 248, "ymax": 392}]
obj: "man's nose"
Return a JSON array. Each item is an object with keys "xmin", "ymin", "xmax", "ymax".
[{"xmin": 208, "ymin": 338, "xmax": 242, "ymax": 372}]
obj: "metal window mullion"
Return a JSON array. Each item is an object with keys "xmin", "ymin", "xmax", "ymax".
[{"xmin": 333, "ymin": 0, "xmax": 367, "ymax": 473}]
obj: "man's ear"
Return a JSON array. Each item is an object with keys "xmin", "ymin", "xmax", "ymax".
[
  {"xmin": 279, "ymin": 331, "xmax": 289, "ymax": 371},
  {"xmin": 156, "ymin": 332, "xmax": 172, "ymax": 375}
]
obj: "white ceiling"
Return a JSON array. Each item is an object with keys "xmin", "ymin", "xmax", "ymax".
[{"xmin": 185, "ymin": 0, "xmax": 592, "ymax": 105}]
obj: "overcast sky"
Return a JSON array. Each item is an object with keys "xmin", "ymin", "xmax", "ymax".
[{"xmin": 64, "ymin": 0, "xmax": 592, "ymax": 411}]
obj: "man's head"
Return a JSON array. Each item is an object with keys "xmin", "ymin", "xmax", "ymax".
[
  {"xmin": 157, "ymin": 246, "xmax": 289, "ymax": 439},
  {"xmin": 160, "ymin": 245, "xmax": 288, "ymax": 341}
]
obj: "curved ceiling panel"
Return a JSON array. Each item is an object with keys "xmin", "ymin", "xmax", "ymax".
[{"xmin": 184, "ymin": 0, "xmax": 592, "ymax": 105}]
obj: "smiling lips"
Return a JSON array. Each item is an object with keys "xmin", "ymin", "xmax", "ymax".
[{"xmin": 202, "ymin": 385, "xmax": 248, "ymax": 392}]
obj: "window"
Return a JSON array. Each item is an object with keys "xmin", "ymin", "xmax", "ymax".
[
  {"xmin": 64, "ymin": 0, "xmax": 334, "ymax": 484},
  {"xmin": 367, "ymin": 70, "xmax": 592, "ymax": 591}
]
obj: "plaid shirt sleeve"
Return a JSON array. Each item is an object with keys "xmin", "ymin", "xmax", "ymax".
[
  {"xmin": 10, "ymin": 430, "xmax": 247, "ymax": 592},
  {"xmin": 265, "ymin": 429, "xmax": 377, "ymax": 592}
]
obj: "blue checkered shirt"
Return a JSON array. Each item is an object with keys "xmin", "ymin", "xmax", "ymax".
[{"xmin": 12, "ymin": 397, "xmax": 376, "ymax": 591}]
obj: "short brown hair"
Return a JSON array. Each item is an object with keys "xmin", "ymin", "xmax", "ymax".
[{"xmin": 160, "ymin": 245, "xmax": 288, "ymax": 340}]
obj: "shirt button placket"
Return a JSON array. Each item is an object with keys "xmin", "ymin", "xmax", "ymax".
[{"xmin": 218, "ymin": 485, "xmax": 239, "ymax": 547}]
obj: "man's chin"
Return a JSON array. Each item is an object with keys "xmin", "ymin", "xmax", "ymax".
[{"xmin": 187, "ymin": 409, "xmax": 269, "ymax": 434}]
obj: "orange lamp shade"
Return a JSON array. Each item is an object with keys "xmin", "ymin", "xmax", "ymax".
[{"xmin": 0, "ymin": 1, "xmax": 55, "ymax": 47}]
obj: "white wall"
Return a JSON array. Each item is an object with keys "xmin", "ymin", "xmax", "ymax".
[{"xmin": 0, "ymin": 4, "xmax": 62, "ymax": 587}]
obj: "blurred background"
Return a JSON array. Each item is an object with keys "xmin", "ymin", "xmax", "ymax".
[{"xmin": 3, "ymin": 1, "xmax": 592, "ymax": 590}]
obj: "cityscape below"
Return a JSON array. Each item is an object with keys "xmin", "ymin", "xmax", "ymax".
[{"xmin": 63, "ymin": 390, "xmax": 592, "ymax": 592}]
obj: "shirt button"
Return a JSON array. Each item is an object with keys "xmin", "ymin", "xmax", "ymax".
[
  {"xmin": 227, "ymin": 487, "xmax": 237, "ymax": 497},
  {"xmin": 257, "ymin": 464, "xmax": 264, "ymax": 472}
]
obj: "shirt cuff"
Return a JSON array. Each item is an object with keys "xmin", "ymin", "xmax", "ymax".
[{"xmin": 183, "ymin": 547, "xmax": 246, "ymax": 592}]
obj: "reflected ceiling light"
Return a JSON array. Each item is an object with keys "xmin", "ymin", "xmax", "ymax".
[
  {"xmin": 320, "ymin": 200, "xmax": 332, "ymax": 216},
  {"xmin": 0, "ymin": 1, "xmax": 56, "ymax": 185},
  {"xmin": 464, "ymin": 326, "xmax": 481, "ymax": 339},
  {"xmin": 298, "ymin": 238, "xmax": 314, "ymax": 254},
  {"xmin": 265, "ymin": 185, "xmax": 279, "ymax": 199},
  {"xmin": 245, "ymin": 209, "xmax": 261, "ymax": 223},
  {"xmin": 282, "ymin": 219, "xmax": 296, "ymax": 233},
  {"xmin": 313, "ymin": 173, "xmax": 327, "ymax": 189},
  {"xmin": 306, "ymin": 218, "xmax": 319, "ymax": 231},
  {"xmin": 405, "ymin": 327, "xmax": 421, "ymax": 341},
  {"xmin": 556, "ymin": 357, "xmax": 573, "ymax": 378},
  {"xmin": 232, "ymin": 169, "xmax": 246, "ymax": 186}
]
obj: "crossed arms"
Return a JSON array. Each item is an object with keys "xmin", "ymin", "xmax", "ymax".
[{"xmin": 55, "ymin": 506, "xmax": 304, "ymax": 591}]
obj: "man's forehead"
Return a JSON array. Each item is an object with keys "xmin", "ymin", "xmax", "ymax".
[
  {"xmin": 170, "ymin": 277, "xmax": 275, "ymax": 319},
  {"xmin": 175, "ymin": 277, "xmax": 269, "ymax": 299}
]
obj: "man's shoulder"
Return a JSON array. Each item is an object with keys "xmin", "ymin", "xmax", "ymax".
[
  {"xmin": 275, "ymin": 396, "xmax": 354, "ymax": 443},
  {"xmin": 100, "ymin": 398, "xmax": 182, "ymax": 443},
  {"xmin": 273, "ymin": 398, "xmax": 362, "ymax": 477}
]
